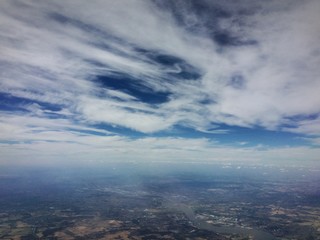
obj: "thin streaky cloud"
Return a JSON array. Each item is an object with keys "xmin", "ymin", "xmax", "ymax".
[{"xmin": 0, "ymin": 0, "xmax": 320, "ymax": 165}]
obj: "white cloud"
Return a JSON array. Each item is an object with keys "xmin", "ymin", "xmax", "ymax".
[
  {"xmin": 221, "ymin": 0, "xmax": 320, "ymax": 129},
  {"xmin": 1, "ymin": 122, "xmax": 320, "ymax": 166},
  {"xmin": 77, "ymin": 97, "xmax": 173, "ymax": 133},
  {"xmin": 0, "ymin": 0, "xmax": 320, "ymax": 165},
  {"xmin": 1, "ymin": 0, "xmax": 319, "ymax": 134},
  {"xmin": 284, "ymin": 118, "xmax": 320, "ymax": 136}
]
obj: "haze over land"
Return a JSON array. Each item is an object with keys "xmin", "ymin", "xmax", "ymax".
[
  {"xmin": 1, "ymin": 2, "xmax": 320, "ymax": 239},
  {"xmin": 1, "ymin": 0, "xmax": 320, "ymax": 166}
]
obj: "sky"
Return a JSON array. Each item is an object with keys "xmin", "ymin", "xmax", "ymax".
[{"xmin": 1, "ymin": 0, "xmax": 320, "ymax": 166}]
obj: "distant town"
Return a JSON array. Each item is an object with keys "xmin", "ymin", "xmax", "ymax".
[{"xmin": 0, "ymin": 164, "xmax": 319, "ymax": 239}]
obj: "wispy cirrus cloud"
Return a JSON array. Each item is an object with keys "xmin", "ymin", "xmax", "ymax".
[{"xmin": 0, "ymin": 0, "xmax": 320, "ymax": 165}]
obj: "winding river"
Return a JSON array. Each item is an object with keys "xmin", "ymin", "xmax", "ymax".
[{"xmin": 165, "ymin": 201, "xmax": 276, "ymax": 240}]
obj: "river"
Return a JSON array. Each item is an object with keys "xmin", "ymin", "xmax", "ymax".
[{"xmin": 165, "ymin": 201, "xmax": 276, "ymax": 240}]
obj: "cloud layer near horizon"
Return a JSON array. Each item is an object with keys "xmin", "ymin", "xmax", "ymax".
[{"xmin": 1, "ymin": 0, "xmax": 320, "ymax": 165}]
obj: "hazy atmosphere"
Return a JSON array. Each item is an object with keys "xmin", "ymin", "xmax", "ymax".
[
  {"xmin": 1, "ymin": 0, "xmax": 320, "ymax": 166},
  {"xmin": 1, "ymin": 1, "xmax": 320, "ymax": 239}
]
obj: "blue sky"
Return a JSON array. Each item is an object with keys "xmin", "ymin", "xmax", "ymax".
[{"xmin": 1, "ymin": 0, "xmax": 320, "ymax": 166}]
